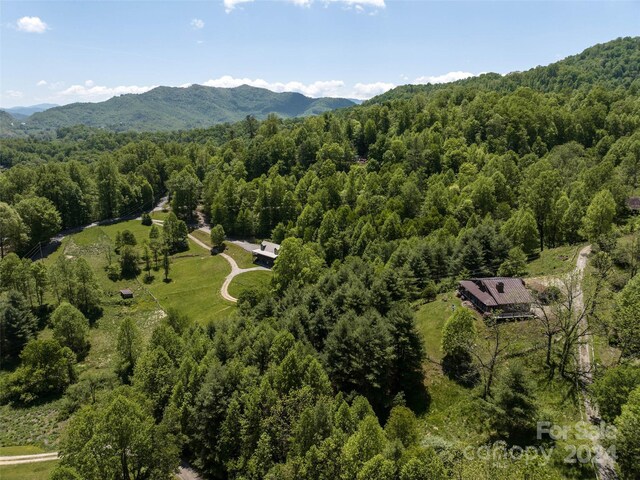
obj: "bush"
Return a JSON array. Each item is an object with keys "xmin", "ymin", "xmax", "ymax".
[
  {"xmin": 1, "ymin": 339, "xmax": 76, "ymax": 405},
  {"xmin": 51, "ymin": 303, "xmax": 90, "ymax": 360},
  {"xmin": 119, "ymin": 245, "xmax": 140, "ymax": 279},
  {"xmin": 141, "ymin": 213, "xmax": 152, "ymax": 226},
  {"xmin": 537, "ymin": 285, "xmax": 563, "ymax": 305}
]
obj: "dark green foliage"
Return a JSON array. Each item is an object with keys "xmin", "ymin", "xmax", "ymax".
[
  {"xmin": 1, "ymin": 338, "xmax": 76, "ymax": 404},
  {"xmin": 0, "ymin": 290, "xmax": 37, "ymax": 364},
  {"xmin": 141, "ymin": 212, "xmax": 152, "ymax": 225},
  {"xmin": 614, "ymin": 386, "xmax": 640, "ymax": 480},
  {"xmin": 119, "ymin": 245, "xmax": 140, "ymax": 278},
  {"xmin": 489, "ymin": 363, "xmax": 538, "ymax": 443}
]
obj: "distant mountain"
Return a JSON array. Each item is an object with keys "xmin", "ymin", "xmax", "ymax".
[
  {"xmin": 367, "ymin": 36, "xmax": 640, "ymax": 103},
  {"xmin": 0, "ymin": 110, "xmax": 22, "ymax": 138},
  {"xmin": 3, "ymin": 103, "xmax": 59, "ymax": 120},
  {"xmin": 24, "ymin": 85, "xmax": 355, "ymax": 132}
]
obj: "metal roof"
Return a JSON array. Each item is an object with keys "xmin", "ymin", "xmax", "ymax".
[
  {"xmin": 459, "ymin": 277, "xmax": 532, "ymax": 307},
  {"xmin": 252, "ymin": 241, "xmax": 280, "ymax": 259}
]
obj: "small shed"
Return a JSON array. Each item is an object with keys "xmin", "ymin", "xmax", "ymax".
[
  {"xmin": 252, "ymin": 241, "xmax": 280, "ymax": 268},
  {"xmin": 120, "ymin": 288, "xmax": 134, "ymax": 299},
  {"xmin": 627, "ymin": 196, "xmax": 640, "ymax": 213}
]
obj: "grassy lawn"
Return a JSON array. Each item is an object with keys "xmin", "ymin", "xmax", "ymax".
[
  {"xmin": 0, "ymin": 445, "xmax": 47, "ymax": 456},
  {"xmin": 228, "ymin": 270, "xmax": 273, "ymax": 299},
  {"xmin": 526, "ymin": 244, "xmax": 585, "ymax": 278},
  {"xmin": 146, "ymin": 249, "xmax": 235, "ymax": 323},
  {"xmin": 414, "ymin": 293, "xmax": 592, "ymax": 478},
  {"xmin": 189, "ymin": 229, "xmax": 212, "ymax": 248},
  {"xmin": 0, "ymin": 460, "xmax": 58, "ymax": 480},
  {"xmin": 224, "ymin": 243, "xmax": 256, "ymax": 269},
  {"xmin": 150, "ymin": 210, "xmax": 170, "ymax": 221}
]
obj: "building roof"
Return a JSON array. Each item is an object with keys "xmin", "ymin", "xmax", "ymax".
[
  {"xmin": 252, "ymin": 241, "xmax": 281, "ymax": 259},
  {"xmin": 627, "ymin": 196, "xmax": 640, "ymax": 210},
  {"xmin": 120, "ymin": 288, "xmax": 133, "ymax": 295},
  {"xmin": 459, "ymin": 277, "xmax": 532, "ymax": 307}
]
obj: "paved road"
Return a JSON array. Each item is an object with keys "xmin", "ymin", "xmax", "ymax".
[
  {"xmin": 573, "ymin": 245, "xmax": 617, "ymax": 480},
  {"xmin": 0, "ymin": 452, "xmax": 59, "ymax": 465},
  {"xmin": 155, "ymin": 222, "xmax": 268, "ymax": 303}
]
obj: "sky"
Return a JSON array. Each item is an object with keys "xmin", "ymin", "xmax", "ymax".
[{"xmin": 1, "ymin": 0, "xmax": 639, "ymax": 108}]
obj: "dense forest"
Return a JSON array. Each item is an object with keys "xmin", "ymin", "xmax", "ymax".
[{"xmin": 1, "ymin": 37, "xmax": 640, "ymax": 480}]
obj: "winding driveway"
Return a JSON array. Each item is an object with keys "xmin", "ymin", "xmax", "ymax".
[
  {"xmin": 573, "ymin": 245, "xmax": 617, "ymax": 480},
  {"xmin": 184, "ymin": 227, "xmax": 268, "ymax": 303}
]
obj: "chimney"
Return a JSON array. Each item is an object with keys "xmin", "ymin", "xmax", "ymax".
[
  {"xmin": 497, "ymin": 282, "xmax": 504, "ymax": 293},
  {"xmin": 261, "ymin": 243, "xmax": 266, "ymax": 251}
]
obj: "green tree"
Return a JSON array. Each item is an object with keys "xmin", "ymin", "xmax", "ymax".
[
  {"xmin": 133, "ymin": 347, "xmax": 176, "ymax": 419},
  {"xmin": 163, "ymin": 248, "xmax": 171, "ymax": 282},
  {"xmin": 58, "ymin": 393, "xmax": 179, "ymax": 480},
  {"xmin": 341, "ymin": 416, "xmax": 387, "ymax": 480},
  {"xmin": 0, "ymin": 202, "xmax": 28, "ymax": 258},
  {"xmin": 51, "ymin": 302, "xmax": 90, "ymax": 360},
  {"xmin": 500, "ymin": 209, "xmax": 539, "ymax": 256},
  {"xmin": 272, "ymin": 237, "xmax": 324, "ymax": 294},
  {"xmin": 614, "ymin": 386, "xmax": 640, "ymax": 480},
  {"xmin": 162, "ymin": 213, "xmax": 188, "ymax": 253},
  {"xmin": 582, "ymin": 189, "xmax": 616, "ymax": 241},
  {"xmin": 15, "ymin": 196, "xmax": 62, "ymax": 246},
  {"xmin": 167, "ymin": 167, "xmax": 201, "ymax": 220},
  {"xmin": 385, "ymin": 406, "xmax": 420, "ymax": 448},
  {"xmin": 119, "ymin": 245, "xmax": 140, "ymax": 279},
  {"xmin": 95, "ymin": 157, "xmax": 120, "ymax": 219},
  {"xmin": 613, "ymin": 274, "xmax": 640, "ymax": 360},
  {"xmin": 210, "ymin": 224, "xmax": 226, "ymax": 250},
  {"xmin": 497, "ymin": 247, "xmax": 528, "ymax": 277},
  {"xmin": 115, "ymin": 317, "xmax": 142, "ymax": 383},
  {"xmin": 490, "ymin": 363, "xmax": 538, "ymax": 442},
  {"xmin": 441, "ymin": 308, "xmax": 478, "ymax": 386},
  {"xmin": 0, "ymin": 290, "xmax": 37, "ymax": 364},
  {"xmin": 1, "ymin": 338, "xmax": 76, "ymax": 404},
  {"xmin": 73, "ymin": 258, "xmax": 102, "ymax": 318},
  {"xmin": 592, "ymin": 365, "xmax": 640, "ymax": 423}
]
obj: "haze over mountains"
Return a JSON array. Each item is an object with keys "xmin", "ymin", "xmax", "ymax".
[{"xmin": 0, "ymin": 85, "xmax": 354, "ymax": 134}]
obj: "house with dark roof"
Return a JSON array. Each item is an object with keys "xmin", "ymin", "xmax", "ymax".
[
  {"xmin": 252, "ymin": 241, "xmax": 280, "ymax": 267},
  {"xmin": 458, "ymin": 277, "xmax": 533, "ymax": 319}
]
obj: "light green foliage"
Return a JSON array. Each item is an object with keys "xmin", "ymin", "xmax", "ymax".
[
  {"xmin": 441, "ymin": 308, "xmax": 476, "ymax": 357},
  {"xmin": 385, "ymin": 406, "xmax": 420, "ymax": 448},
  {"xmin": 614, "ymin": 274, "xmax": 640, "ymax": 360},
  {"xmin": 272, "ymin": 237, "xmax": 324, "ymax": 293},
  {"xmin": 498, "ymin": 246, "xmax": 528, "ymax": 277},
  {"xmin": 15, "ymin": 196, "xmax": 62, "ymax": 245},
  {"xmin": 210, "ymin": 223, "xmax": 226, "ymax": 248},
  {"xmin": 500, "ymin": 209, "xmax": 539, "ymax": 255},
  {"xmin": 341, "ymin": 416, "xmax": 387, "ymax": 480},
  {"xmin": 0, "ymin": 202, "xmax": 28, "ymax": 257},
  {"xmin": 51, "ymin": 302, "xmax": 90, "ymax": 359},
  {"xmin": 582, "ymin": 189, "xmax": 616, "ymax": 241},
  {"xmin": 592, "ymin": 364, "xmax": 640, "ymax": 423},
  {"xmin": 58, "ymin": 393, "xmax": 179, "ymax": 480},
  {"xmin": 614, "ymin": 386, "xmax": 640, "ymax": 480}
]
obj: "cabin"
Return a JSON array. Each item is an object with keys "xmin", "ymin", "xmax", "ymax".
[
  {"xmin": 458, "ymin": 277, "xmax": 533, "ymax": 319},
  {"xmin": 252, "ymin": 241, "xmax": 280, "ymax": 267},
  {"xmin": 119, "ymin": 288, "xmax": 134, "ymax": 299},
  {"xmin": 627, "ymin": 196, "xmax": 640, "ymax": 213}
]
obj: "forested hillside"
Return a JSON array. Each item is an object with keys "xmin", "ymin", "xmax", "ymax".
[
  {"xmin": 14, "ymin": 85, "xmax": 354, "ymax": 134},
  {"xmin": 1, "ymin": 37, "xmax": 640, "ymax": 480}
]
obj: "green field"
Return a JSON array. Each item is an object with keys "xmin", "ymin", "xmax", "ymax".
[
  {"xmin": 526, "ymin": 244, "xmax": 584, "ymax": 278},
  {"xmin": 228, "ymin": 270, "xmax": 273, "ymax": 299},
  {"xmin": 188, "ymin": 229, "xmax": 256, "ymax": 269},
  {"xmin": 0, "ymin": 446, "xmax": 47, "ymax": 456},
  {"xmin": 0, "ymin": 460, "xmax": 58, "ymax": 480}
]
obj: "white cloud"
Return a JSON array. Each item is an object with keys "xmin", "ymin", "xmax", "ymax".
[
  {"xmin": 351, "ymin": 81, "xmax": 394, "ymax": 99},
  {"xmin": 190, "ymin": 18, "xmax": 205, "ymax": 29},
  {"xmin": 201, "ymin": 76, "xmax": 345, "ymax": 98},
  {"xmin": 16, "ymin": 16, "xmax": 48, "ymax": 34},
  {"xmin": 224, "ymin": 0, "xmax": 383, "ymax": 13},
  {"xmin": 224, "ymin": 0, "xmax": 253, "ymax": 13},
  {"xmin": 5, "ymin": 90, "xmax": 24, "ymax": 99},
  {"xmin": 414, "ymin": 71, "xmax": 475, "ymax": 85},
  {"xmin": 57, "ymin": 84, "xmax": 156, "ymax": 102},
  {"xmin": 84, "ymin": 80, "xmax": 94, "ymax": 87},
  {"xmin": 36, "ymin": 80, "xmax": 48, "ymax": 87}
]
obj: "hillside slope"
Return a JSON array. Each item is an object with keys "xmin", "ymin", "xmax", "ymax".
[
  {"xmin": 368, "ymin": 36, "xmax": 640, "ymax": 103},
  {"xmin": 24, "ymin": 85, "xmax": 354, "ymax": 132}
]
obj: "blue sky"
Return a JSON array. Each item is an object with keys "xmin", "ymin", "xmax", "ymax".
[{"xmin": 1, "ymin": 0, "xmax": 638, "ymax": 108}]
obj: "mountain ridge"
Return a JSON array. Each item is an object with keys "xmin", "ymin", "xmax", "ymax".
[{"xmin": 21, "ymin": 84, "xmax": 355, "ymax": 133}]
